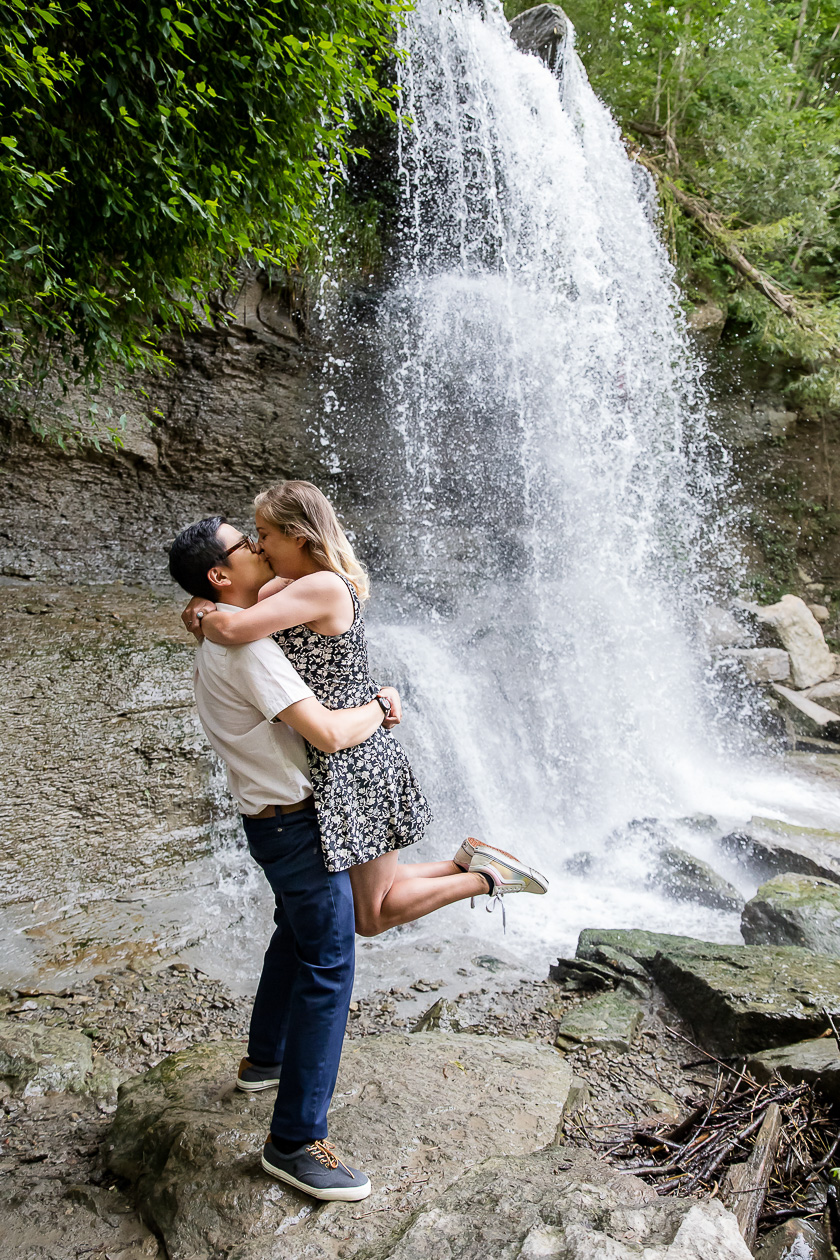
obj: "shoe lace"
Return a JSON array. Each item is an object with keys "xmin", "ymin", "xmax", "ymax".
[
  {"xmin": 306, "ymin": 1140, "xmax": 355, "ymax": 1178},
  {"xmin": 470, "ymin": 874, "xmax": 507, "ymax": 933},
  {"xmin": 486, "ymin": 891, "xmax": 506, "ymax": 933}
]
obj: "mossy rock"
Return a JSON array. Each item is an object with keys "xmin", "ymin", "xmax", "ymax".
[
  {"xmin": 576, "ymin": 929, "xmax": 840, "ymax": 1055},
  {"xmin": 742, "ymin": 873, "xmax": 840, "ymax": 954}
]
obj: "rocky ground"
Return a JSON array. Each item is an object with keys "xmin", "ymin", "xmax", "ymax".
[
  {"xmin": 0, "ymin": 939, "xmax": 795, "ymax": 1260},
  {"xmin": 0, "ymin": 951, "xmax": 723, "ymax": 1260}
]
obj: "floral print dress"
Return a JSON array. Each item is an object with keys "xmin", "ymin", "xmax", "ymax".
[{"xmin": 272, "ymin": 577, "xmax": 432, "ymax": 873}]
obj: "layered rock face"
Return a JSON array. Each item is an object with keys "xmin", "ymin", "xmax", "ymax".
[{"xmin": 0, "ymin": 274, "xmax": 323, "ymax": 587}]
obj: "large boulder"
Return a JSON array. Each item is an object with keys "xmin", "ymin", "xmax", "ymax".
[
  {"xmin": 747, "ymin": 1038, "xmax": 840, "ymax": 1103},
  {"xmin": 509, "ymin": 4, "xmax": 569, "ymax": 72},
  {"xmin": 741, "ymin": 873, "xmax": 840, "ymax": 953},
  {"xmin": 719, "ymin": 816, "xmax": 840, "ymax": 884},
  {"xmin": 0, "ymin": 1017, "xmax": 124, "ymax": 1100},
  {"xmin": 106, "ymin": 1032, "xmax": 572, "ymax": 1260},
  {"xmin": 576, "ymin": 929, "xmax": 840, "ymax": 1055},
  {"xmin": 352, "ymin": 1147, "xmax": 752, "ymax": 1260},
  {"xmin": 754, "ymin": 594, "xmax": 834, "ymax": 688},
  {"xmin": 650, "ymin": 845, "xmax": 743, "ymax": 912}
]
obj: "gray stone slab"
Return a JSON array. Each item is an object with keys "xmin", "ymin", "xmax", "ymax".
[
  {"xmin": 576, "ymin": 928, "xmax": 840, "ymax": 1055},
  {"xmin": 719, "ymin": 816, "xmax": 840, "ymax": 884},
  {"xmin": 555, "ymin": 991, "xmax": 644, "ymax": 1052},
  {"xmin": 352, "ymin": 1146, "xmax": 753, "ymax": 1260}
]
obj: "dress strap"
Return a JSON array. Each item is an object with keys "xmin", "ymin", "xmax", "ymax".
[{"xmin": 335, "ymin": 572, "xmax": 361, "ymax": 621}]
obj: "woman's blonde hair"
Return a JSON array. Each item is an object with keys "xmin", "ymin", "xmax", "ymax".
[{"xmin": 253, "ymin": 480, "xmax": 370, "ymax": 602}]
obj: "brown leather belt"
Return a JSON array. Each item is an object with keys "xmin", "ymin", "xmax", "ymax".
[{"xmin": 244, "ymin": 795, "xmax": 314, "ymax": 820}]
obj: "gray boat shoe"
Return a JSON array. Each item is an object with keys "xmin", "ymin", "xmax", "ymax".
[{"xmin": 261, "ymin": 1138, "xmax": 372, "ymax": 1202}]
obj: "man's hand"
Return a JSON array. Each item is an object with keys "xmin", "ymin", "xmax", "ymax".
[
  {"xmin": 258, "ymin": 576, "xmax": 296, "ymax": 601},
  {"xmin": 378, "ymin": 686, "xmax": 401, "ymax": 729},
  {"xmin": 182, "ymin": 596, "xmax": 216, "ymax": 640}
]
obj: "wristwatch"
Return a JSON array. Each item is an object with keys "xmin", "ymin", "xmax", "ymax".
[{"xmin": 375, "ymin": 692, "xmax": 392, "ymax": 719}]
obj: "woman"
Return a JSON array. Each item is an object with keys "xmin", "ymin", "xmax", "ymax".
[{"xmin": 182, "ymin": 480, "xmax": 547, "ymax": 933}]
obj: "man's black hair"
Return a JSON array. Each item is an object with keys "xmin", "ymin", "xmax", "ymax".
[{"xmin": 168, "ymin": 516, "xmax": 228, "ymax": 600}]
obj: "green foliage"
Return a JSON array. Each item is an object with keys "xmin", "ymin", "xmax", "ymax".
[
  {"xmin": 0, "ymin": 0, "xmax": 405, "ymax": 437},
  {"xmin": 503, "ymin": 0, "xmax": 840, "ymax": 388}
]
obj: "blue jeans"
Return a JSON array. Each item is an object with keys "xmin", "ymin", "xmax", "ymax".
[{"xmin": 242, "ymin": 802, "xmax": 355, "ymax": 1144}]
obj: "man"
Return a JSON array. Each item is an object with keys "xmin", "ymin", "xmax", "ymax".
[{"xmin": 168, "ymin": 515, "xmax": 396, "ymax": 1203}]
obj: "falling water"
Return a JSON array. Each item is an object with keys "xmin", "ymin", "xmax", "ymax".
[{"xmin": 311, "ymin": 0, "xmax": 840, "ymax": 966}]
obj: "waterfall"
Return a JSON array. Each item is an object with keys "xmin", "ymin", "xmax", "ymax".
[{"xmin": 308, "ymin": 0, "xmax": 839, "ymax": 960}]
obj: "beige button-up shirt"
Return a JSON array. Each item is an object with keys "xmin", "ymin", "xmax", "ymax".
[{"xmin": 193, "ymin": 603, "xmax": 314, "ymax": 815}]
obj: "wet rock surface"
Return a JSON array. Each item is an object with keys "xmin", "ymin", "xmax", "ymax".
[
  {"xmin": 754, "ymin": 1217, "xmax": 831, "ymax": 1259},
  {"xmin": 509, "ymin": 3, "xmax": 569, "ymax": 71},
  {"xmin": 0, "ymin": 580, "xmax": 220, "ymax": 986},
  {"xmin": 352, "ymin": 1147, "xmax": 753, "ymax": 1260},
  {"xmin": 719, "ymin": 815, "xmax": 840, "ymax": 884},
  {"xmin": 650, "ymin": 844, "xmax": 743, "ymax": 912},
  {"xmin": 107, "ymin": 1032, "xmax": 572, "ymax": 1260},
  {"xmin": 576, "ymin": 928, "xmax": 840, "ymax": 1054},
  {"xmin": 742, "ymin": 873, "xmax": 840, "ymax": 953}
]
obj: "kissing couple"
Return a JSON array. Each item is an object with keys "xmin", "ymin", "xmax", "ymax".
[{"xmin": 168, "ymin": 479, "xmax": 548, "ymax": 1202}]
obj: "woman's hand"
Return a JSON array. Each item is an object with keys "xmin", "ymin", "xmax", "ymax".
[
  {"xmin": 182, "ymin": 597, "xmax": 216, "ymax": 640},
  {"xmin": 378, "ymin": 686, "xmax": 402, "ymax": 729},
  {"xmin": 200, "ymin": 608, "xmax": 235, "ymax": 645},
  {"xmin": 258, "ymin": 576, "xmax": 296, "ymax": 602}
]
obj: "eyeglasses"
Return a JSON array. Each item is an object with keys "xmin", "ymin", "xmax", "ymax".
[{"xmin": 222, "ymin": 534, "xmax": 258, "ymax": 559}]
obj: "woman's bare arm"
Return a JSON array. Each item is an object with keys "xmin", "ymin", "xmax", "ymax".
[{"xmin": 201, "ymin": 571, "xmax": 350, "ymax": 645}]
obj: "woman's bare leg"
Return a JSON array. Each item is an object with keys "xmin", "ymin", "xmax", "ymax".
[
  {"xmin": 390, "ymin": 859, "xmax": 462, "ymax": 882},
  {"xmin": 350, "ymin": 851, "xmax": 487, "ymax": 937}
]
